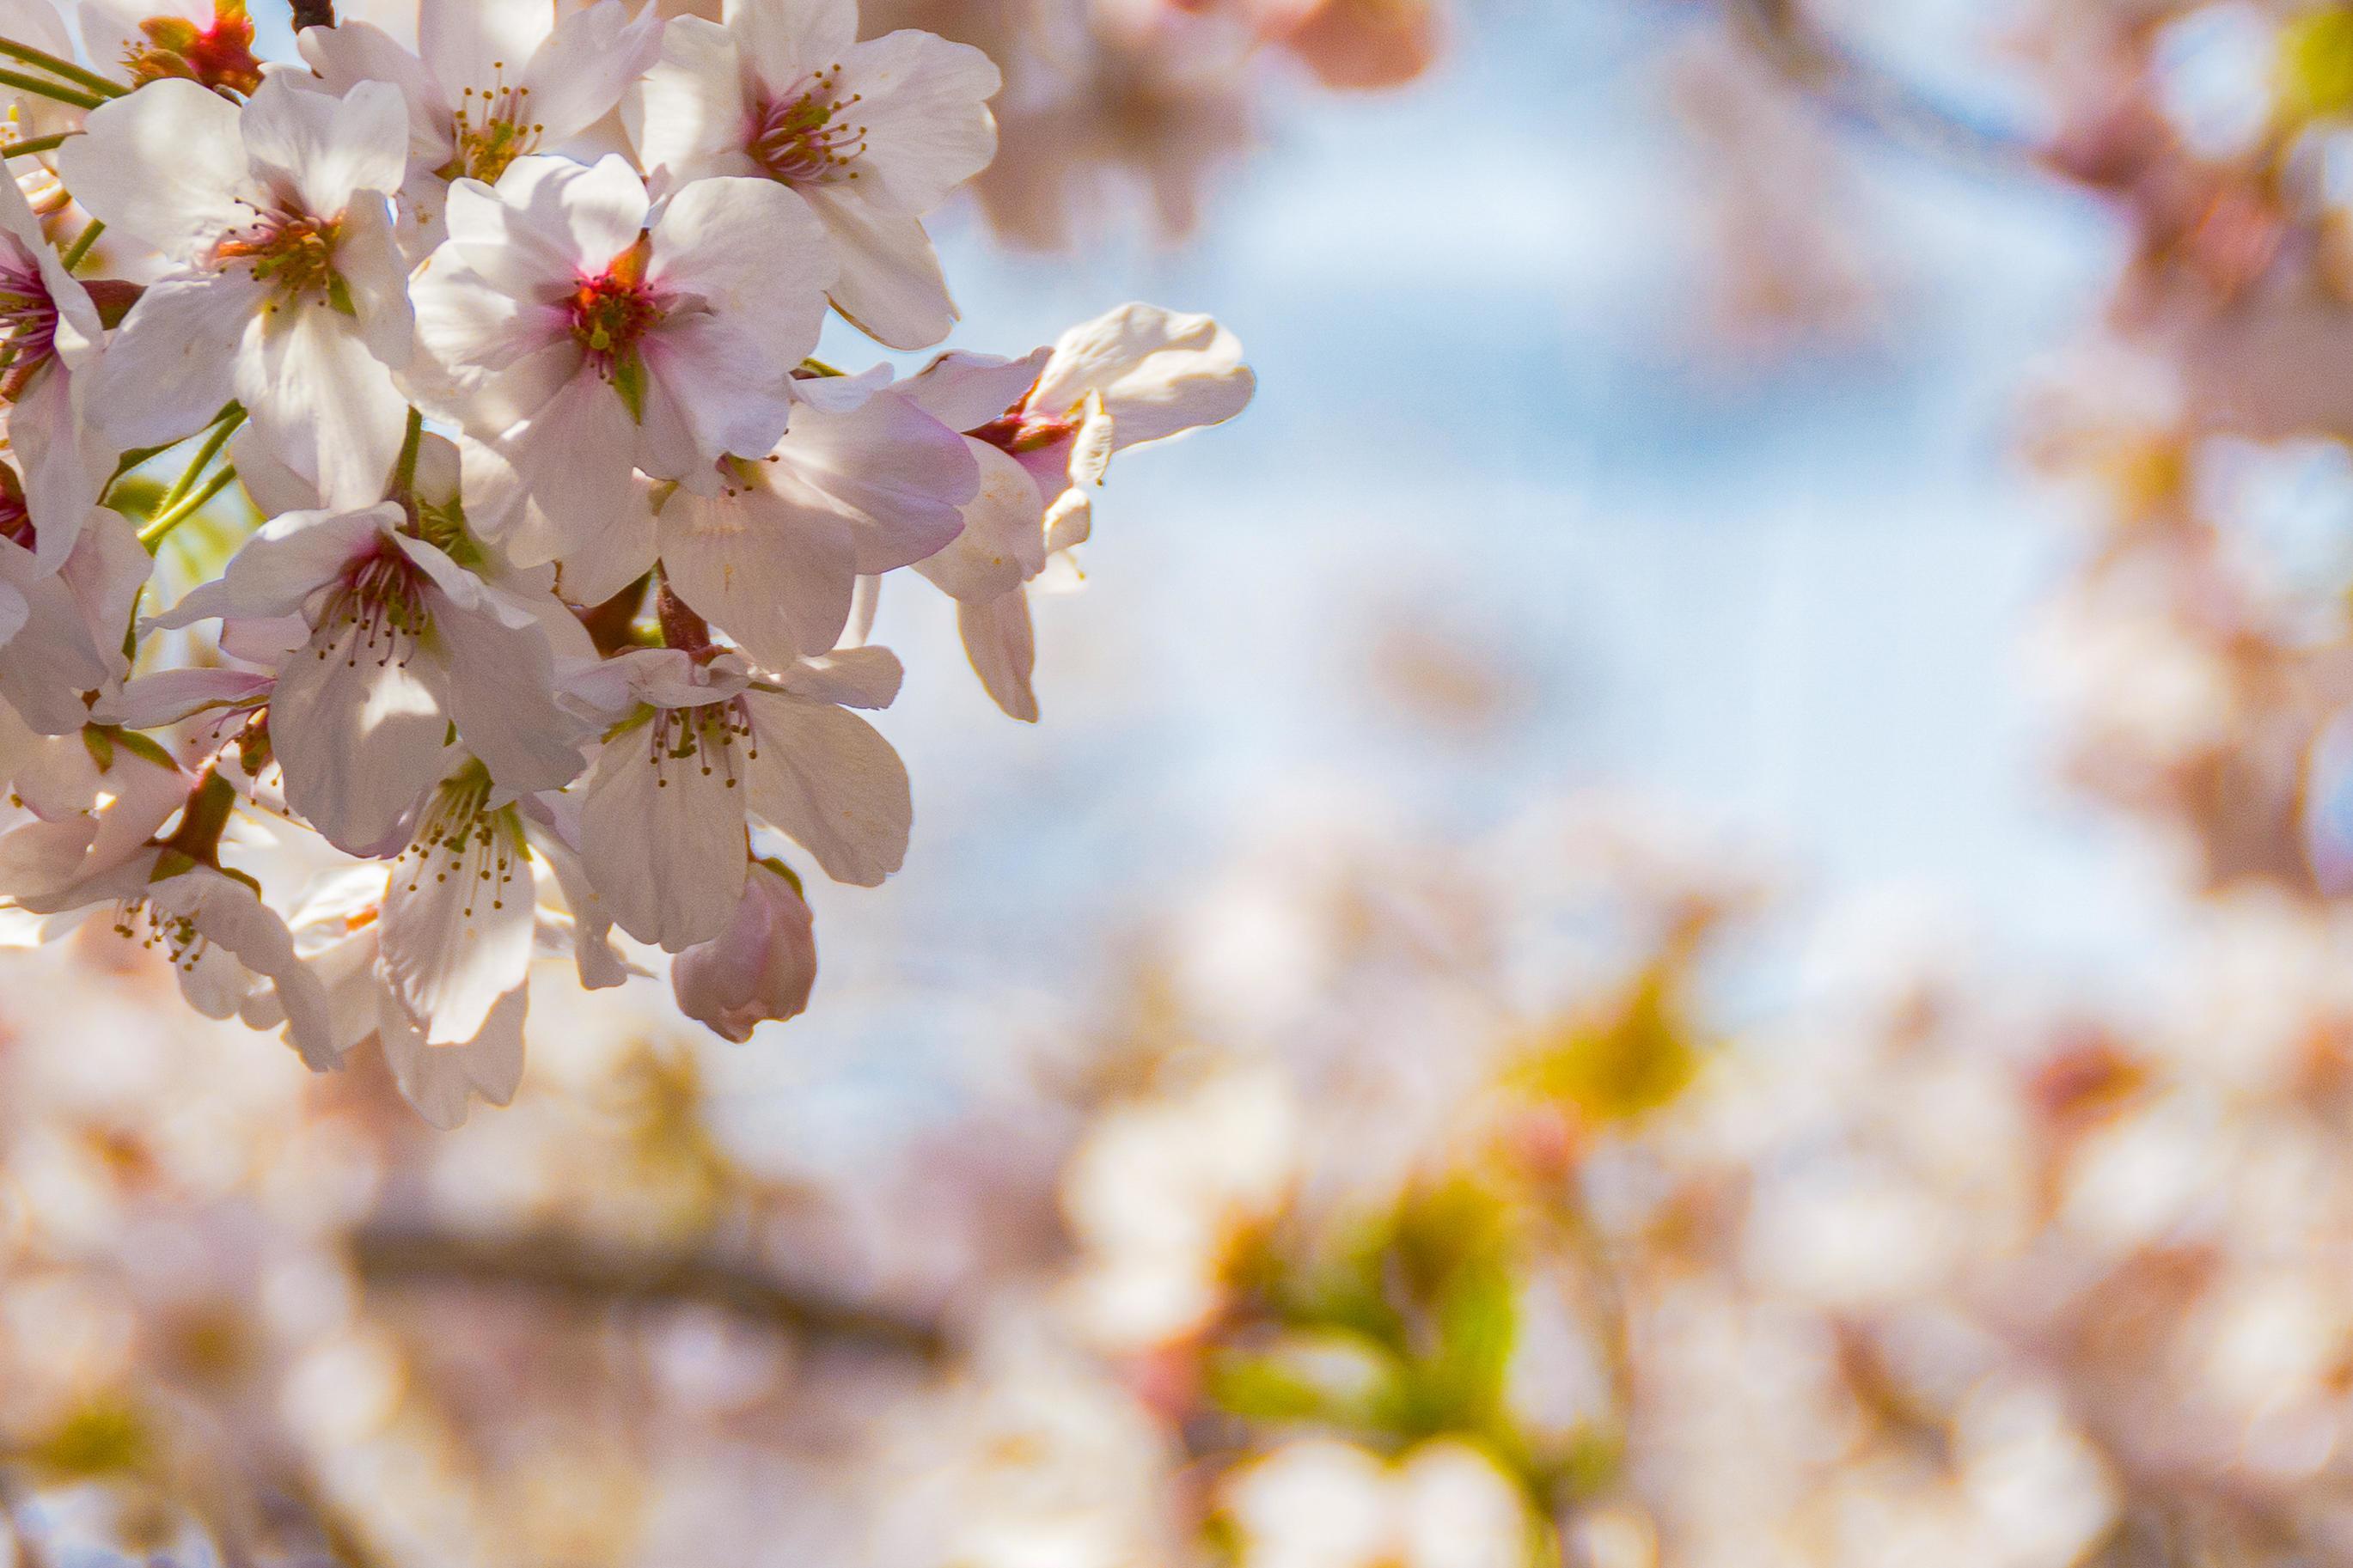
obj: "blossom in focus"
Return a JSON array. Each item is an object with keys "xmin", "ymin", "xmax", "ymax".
[
  {"xmin": 60, "ymin": 74, "xmax": 415, "ymax": 507},
  {"xmin": 299, "ymin": 0, "xmax": 661, "ymax": 252},
  {"xmin": 670, "ymin": 856, "xmax": 818, "ymax": 1041},
  {"xmin": 633, "ymin": 0, "xmax": 1001, "ymax": 349},
  {"xmin": 0, "ymin": 166, "xmax": 108, "ymax": 569},
  {"xmin": 409, "ymin": 152, "xmax": 834, "ymax": 565},
  {"xmin": 569, "ymin": 643, "xmax": 912, "ymax": 950},
  {"xmin": 146, "ymin": 502, "xmax": 586, "ymax": 854}
]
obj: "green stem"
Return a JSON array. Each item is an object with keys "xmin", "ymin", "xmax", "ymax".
[
  {"xmin": 391, "ymin": 406, "xmax": 424, "ymax": 497},
  {"xmin": 139, "ymin": 465, "xmax": 238, "ymax": 551},
  {"xmin": 0, "ymin": 36, "xmax": 123, "ymax": 99},
  {"xmin": 161, "ymin": 768, "xmax": 239, "ymax": 864},
  {"xmin": 0, "ymin": 67, "xmax": 104, "ymax": 112},
  {"xmin": 157, "ymin": 406, "xmax": 246, "ymax": 515},
  {"xmin": 1, "ymin": 130, "xmax": 71, "ymax": 157},
  {"xmin": 60, "ymin": 217, "xmax": 101, "ymax": 272}
]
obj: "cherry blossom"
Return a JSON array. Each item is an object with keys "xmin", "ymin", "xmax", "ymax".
[
  {"xmin": 299, "ymin": 0, "xmax": 661, "ymax": 253},
  {"xmin": 408, "ymin": 151, "xmax": 835, "ymax": 565},
  {"xmin": 669, "ymin": 855, "xmax": 818, "ymax": 1040},
  {"xmin": 0, "ymin": 0, "xmax": 1250, "ymax": 1110},
  {"xmin": 632, "ymin": 0, "xmax": 1000, "ymax": 349},
  {"xmin": 146, "ymin": 500, "xmax": 586, "ymax": 853},
  {"xmin": 59, "ymin": 72, "xmax": 414, "ymax": 507},
  {"xmin": 568, "ymin": 642, "xmax": 911, "ymax": 951}
]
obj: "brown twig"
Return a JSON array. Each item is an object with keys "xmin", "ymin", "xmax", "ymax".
[
  {"xmin": 348, "ymin": 1223, "xmax": 954, "ymax": 1362},
  {"xmin": 289, "ymin": 0, "xmax": 335, "ymax": 30}
]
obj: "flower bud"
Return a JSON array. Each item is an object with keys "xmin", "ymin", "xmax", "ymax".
[{"xmin": 671, "ymin": 861, "xmax": 817, "ymax": 1043}]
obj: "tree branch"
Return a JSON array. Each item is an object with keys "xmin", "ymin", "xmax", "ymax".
[
  {"xmin": 1710, "ymin": 0, "xmax": 2045, "ymax": 176},
  {"xmin": 348, "ymin": 1223, "xmax": 953, "ymax": 1362},
  {"xmin": 289, "ymin": 0, "xmax": 334, "ymax": 30}
]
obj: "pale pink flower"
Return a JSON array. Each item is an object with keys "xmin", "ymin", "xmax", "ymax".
[
  {"xmin": 566, "ymin": 643, "xmax": 909, "ymax": 950},
  {"xmin": 146, "ymin": 503, "xmax": 588, "ymax": 854},
  {"xmin": 59, "ymin": 74, "xmax": 416, "ymax": 507},
  {"xmin": 407, "ymin": 152, "xmax": 835, "ymax": 565},
  {"xmin": 671, "ymin": 856, "xmax": 817, "ymax": 1040},
  {"xmin": 632, "ymin": 0, "xmax": 1000, "ymax": 349},
  {"xmin": 299, "ymin": 0, "xmax": 663, "ymax": 253}
]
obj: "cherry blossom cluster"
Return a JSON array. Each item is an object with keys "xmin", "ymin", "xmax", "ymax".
[{"xmin": 0, "ymin": 0, "xmax": 1253, "ymax": 1126}]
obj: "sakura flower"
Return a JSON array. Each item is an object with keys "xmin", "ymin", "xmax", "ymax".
[
  {"xmin": 285, "ymin": 806, "xmax": 528, "ymax": 1126},
  {"xmin": 898, "ymin": 304, "xmax": 1253, "ymax": 720},
  {"xmin": 7, "ymin": 796, "xmax": 339, "ymax": 1071},
  {"xmin": 408, "ymin": 153, "xmax": 835, "ymax": 565},
  {"xmin": 0, "ymin": 503, "xmax": 148, "ymax": 735},
  {"xmin": 0, "ymin": 706, "xmax": 185, "ymax": 911},
  {"xmin": 632, "ymin": 0, "xmax": 1001, "ymax": 349},
  {"xmin": 145, "ymin": 502, "xmax": 587, "ymax": 855},
  {"xmin": 61, "ymin": 74, "xmax": 415, "ymax": 508},
  {"xmin": 671, "ymin": 856, "xmax": 816, "ymax": 1040},
  {"xmin": 569, "ymin": 642, "xmax": 909, "ymax": 950},
  {"xmin": 0, "ymin": 167, "xmax": 110, "ymax": 568},
  {"xmin": 79, "ymin": 0, "xmax": 265, "ymax": 94},
  {"xmin": 655, "ymin": 369, "xmax": 976, "ymax": 664},
  {"xmin": 299, "ymin": 0, "xmax": 662, "ymax": 253}
]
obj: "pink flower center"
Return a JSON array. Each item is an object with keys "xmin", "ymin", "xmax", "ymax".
[
  {"xmin": 570, "ymin": 247, "xmax": 663, "ymax": 366},
  {"xmin": 125, "ymin": 2, "xmax": 263, "ymax": 95},
  {"xmin": 0, "ymin": 465, "xmax": 32, "ymax": 551},
  {"xmin": 0, "ymin": 245, "xmax": 59, "ymax": 400},
  {"xmin": 749, "ymin": 69, "xmax": 868, "ymax": 186}
]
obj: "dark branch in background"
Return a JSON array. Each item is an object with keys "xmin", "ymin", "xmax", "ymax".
[
  {"xmin": 349, "ymin": 1223, "xmax": 954, "ymax": 1363},
  {"xmin": 1710, "ymin": 0, "xmax": 2047, "ymax": 175},
  {"xmin": 289, "ymin": 0, "xmax": 334, "ymax": 30}
]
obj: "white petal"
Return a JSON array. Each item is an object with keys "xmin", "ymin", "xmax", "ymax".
[
  {"xmin": 796, "ymin": 183, "xmax": 955, "ymax": 351},
  {"xmin": 300, "ymin": 18, "xmax": 454, "ymax": 166},
  {"xmin": 56, "ymin": 79, "xmax": 252, "ymax": 264},
  {"xmin": 578, "ymin": 709, "xmax": 749, "ymax": 949},
  {"xmin": 148, "ymin": 506, "xmax": 390, "ymax": 631},
  {"xmin": 156, "ymin": 868, "xmax": 342, "ymax": 1071},
  {"xmin": 741, "ymin": 688, "xmax": 909, "ymax": 885},
  {"xmin": 632, "ymin": 15, "xmax": 749, "ymax": 179},
  {"xmin": 235, "ymin": 304, "xmax": 413, "ymax": 511},
  {"xmin": 657, "ymin": 473, "xmax": 855, "ymax": 666},
  {"xmin": 639, "ymin": 310, "xmax": 796, "ymax": 472},
  {"xmin": 914, "ymin": 440, "xmax": 1047, "ymax": 602},
  {"xmin": 420, "ymin": 0, "xmax": 555, "ymax": 109},
  {"xmin": 956, "ymin": 587, "xmax": 1037, "ymax": 723},
  {"xmin": 382, "ymin": 792, "xmax": 534, "ymax": 1043},
  {"xmin": 89, "ymin": 274, "xmax": 257, "ymax": 453},
  {"xmin": 13, "ymin": 363, "xmax": 105, "ymax": 574},
  {"xmin": 647, "ymin": 174, "xmax": 834, "ymax": 365},
  {"xmin": 419, "ymin": 583, "xmax": 589, "ymax": 795},
  {"xmin": 833, "ymin": 29, "xmax": 1000, "ymax": 213},
  {"xmin": 729, "ymin": 0, "xmax": 856, "ymax": 88},
  {"xmin": 378, "ymin": 980, "xmax": 527, "ymax": 1128},
  {"xmin": 774, "ymin": 386, "xmax": 974, "ymax": 571},
  {"xmin": 901, "ymin": 346, "xmax": 1049, "ymax": 432},
  {"xmin": 241, "ymin": 75, "xmax": 410, "ymax": 220},
  {"xmin": 518, "ymin": 0, "xmax": 657, "ymax": 147},
  {"xmin": 771, "ymin": 644, "xmax": 902, "ymax": 709},
  {"xmin": 1034, "ymin": 304, "xmax": 1256, "ymax": 448},
  {"xmin": 484, "ymin": 363, "xmax": 643, "ymax": 564},
  {"xmin": 270, "ymin": 613, "xmax": 455, "ymax": 853}
]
